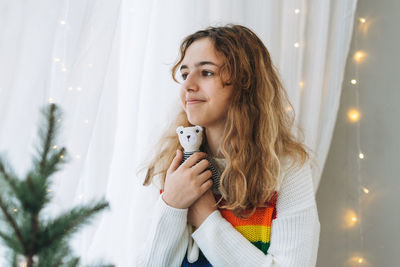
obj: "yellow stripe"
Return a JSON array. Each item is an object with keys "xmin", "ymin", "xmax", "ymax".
[{"xmin": 235, "ymin": 225, "xmax": 271, "ymax": 243}]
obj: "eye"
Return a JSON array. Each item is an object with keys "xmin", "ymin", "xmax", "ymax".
[
  {"xmin": 196, "ymin": 129, "xmax": 199, "ymax": 133},
  {"xmin": 181, "ymin": 73, "xmax": 188, "ymax": 80},
  {"xmin": 202, "ymin": 70, "xmax": 214, "ymax": 77},
  {"xmin": 180, "ymin": 131, "xmax": 183, "ymax": 134}
]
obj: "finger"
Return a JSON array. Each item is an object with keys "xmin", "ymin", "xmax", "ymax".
[
  {"xmin": 199, "ymin": 178, "xmax": 213, "ymax": 194},
  {"xmin": 192, "ymin": 159, "xmax": 210, "ymax": 175},
  {"xmin": 181, "ymin": 152, "xmax": 207, "ymax": 169},
  {"xmin": 198, "ymin": 169, "xmax": 213, "ymax": 184},
  {"xmin": 167, "ymin": 149, "xmax": 182, "ymax": 173}
]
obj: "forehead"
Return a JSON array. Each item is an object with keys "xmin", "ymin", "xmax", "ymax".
[{"xmin": 181, "ymin": 38, "xmax": 223, "ymax": 67}]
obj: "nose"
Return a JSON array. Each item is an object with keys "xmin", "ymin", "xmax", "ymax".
[
  {"xmin": 186, "ymin": 135, "xmax": 191, "ymax": 141},
  {"xmin": 182, "ymin": 72, "xmax": 199, "ymax": 92}
]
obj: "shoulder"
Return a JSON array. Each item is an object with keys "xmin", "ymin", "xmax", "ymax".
[{"xmin": 276, "ymin": 158, "xmax": 316, "ymax": 215}]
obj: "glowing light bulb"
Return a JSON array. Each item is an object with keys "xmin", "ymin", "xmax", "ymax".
[
  {"xmin": 363, "ymin": 187, "xmax": 369, "ymax": 194},
  {"xmin": 68, "ymin": 87, "xmax": 73, "ymax": 91},
  {"xmin": 61, "ymin": 67, "xmax": 67, "ymax": 72},
  {"xmin": 60, "ymin": 155, "xmax": 64, "ymax": 159},
  {"xmin": 76, "ymin": 87, "xmax": 82, "ymax": 91},
  {"xmin": 48, "ymin": 98, "xmax": 54, "ymax": 103},
  {"xmin": 59, "ymin": 20, "xmax": 66, "ymax": 25},
  {"xmin": 347, "ymin": 109, "xmax": 361, "ymax": 122},
  {"xmin": 52, "ymin": 145, "xmax": 57, "ymax": 149},
  {"xmin": 358, "ymin": 257, "xmax": 364, "ymax": 263},
  {"xmin": 351, "ymin": 216, "xmax": 357, "ymax": 222},
  {"xmin": 353, "ymin": 51, "xmax": 366, "ymax": 63},
  {"xmin": 351, "ymin": 79, "xmax": 357, "ymax": 84},
  {"xmin": 47, "ymin": 189, "xmax": 52, "ymax": 192},
  {"xmin": 84, "ymin": 120, "xmax": 89, "ymax": 124},
  {"xmin": 359, "ymin": 18, "xmax": 366, "ymax": 23},
  {"xmin": 359, "ymin": 152, "xmax": 364, "ymax": 159},
  {"xmin": 88, "ymin": 63, "xmax": 93, "ymax": 68},
  {"xmin": 13, "ymin": 208, "xmax": 18, "ymax": 212},
  {"xmin": 76, "ymin": 154, "xmax": 81, "ymax": 159},
  {"xmin": 79, "ymin": 194, "xmax": 84, "ymax": 199},
  {"xmin": 299, "ymin": 81, "xmax": 305, "ymax": 88},
  {"xmin": 57, "ymin": 119, "xmax": 61, "ymax": 122},
  {"xmin": 53, "ymin": 58, "xmax": 60, "ymax": 62},
  {"xmin": 294, "ymin": 9, "xmax": 300, "ymax": 14},
  {"xmin": 294, "ymin": 42, "xmax": 300, "ymax": 48}
]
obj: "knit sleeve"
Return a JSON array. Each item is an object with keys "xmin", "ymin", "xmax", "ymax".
[
  {"xmin": 191, "ymin": 161, "xmax": 321, "ymax": 267},
  {"xmin": 136, "ymin": 192, "xmax": 189, "ymax": 266}
]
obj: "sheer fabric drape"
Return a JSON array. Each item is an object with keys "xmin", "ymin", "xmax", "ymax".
[{"xmin": 0, "ymin": 0, "xmax": 357, "ymax": 265}]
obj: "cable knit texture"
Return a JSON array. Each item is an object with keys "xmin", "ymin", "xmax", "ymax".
[{"xmin": 136, "ymin": 158, "xmax": 320, "ymax": 267}]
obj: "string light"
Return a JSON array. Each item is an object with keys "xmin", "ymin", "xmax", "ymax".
[
  {"xmin": 68, "ymin": 87, "xmax": 73, "ymax": 91},
  {"xmin": 294, "ymin": 42, "xmax": 300, "ymax": 48},
  {"xmin": 59, "ymin": 20, "xmax": 66, "ymax": 25},
  {"xmin": 353, "ymin": 51, "xmax": 366, "ymax": 63},
  {"xmin": 53, "ymin": 58, "xmax": 61, "ymax": 62},
  {"xmin": 84, "ymin": 120, "xmax": 89, "ymax": 124},
  {"xmin": 60, "ymin": 155, "xmax": 64, "ymax": 159},
  {"xmin": 343, "ymin": 14, "xmax": 371, "ymax": 265},
  {"xmin": 294, "ymin": 8, "xmax": 300, "ymax": 14},
  {"xmin": 48, "ymin": 98, "xmax": 54, "ymax": 104},
  {"xmin": 76, "ymin": 154, "xmax": 81, "ymax": 159},
  {"xmin": 76, "ymin": 87, "xmax": 82, "ymax": 91},
  {"xmin": 88, "ymin": 63, "xmax": 93, "ymax": 68},
  {"xmin": 13, "ymin": 208, "xmax": 18, "ymax": 213},
  {"xmin": 347, "ymin": 109, "xmax": 361, "ymax": 122},
  {"xmin": 52, "ymin": 145, "xmax": 57, "ymax": 149}
]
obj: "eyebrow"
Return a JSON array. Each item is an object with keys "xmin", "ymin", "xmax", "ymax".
[{"xmin": 179, "ymin": 61, "xmax": 218, "ymax": 71}]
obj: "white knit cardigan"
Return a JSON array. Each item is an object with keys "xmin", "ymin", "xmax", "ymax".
[{"xmin": 136, "ymin": 159, "xmax": 320, "ymax": 267}]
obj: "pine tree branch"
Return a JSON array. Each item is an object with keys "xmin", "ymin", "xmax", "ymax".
[
  {"xmin": 0, "ymin": 158, "xmax": 19, "ymax": 194},
  {"xmin": 27, "ymin": 213, "xmax": 39, "ymax": 267},
  {"xmin": 39, "ymin": 104, "xmax": 57, "ymax": 173},
  {"xmin": 0, "ymin": 230, "xmax": 23, "ymax": 253},
  {"xmin": 39, "ymin": 201, "xmax": 109, "ymax": 250},
  {"xmin": 0, "ymin": 195, "xmax": 26, "ymax": 252}
]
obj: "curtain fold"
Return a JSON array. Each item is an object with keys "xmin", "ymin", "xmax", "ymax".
[{"xmin": 0, "ymin": 0, "xmax": 357, "ymax": 265}]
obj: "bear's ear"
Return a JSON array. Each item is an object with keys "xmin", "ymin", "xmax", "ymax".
[
  {"xmin": 195, "ymin": 125, "xmax": 203, "ymax": 132},
  {"xmin": 176, "ymin": 126, "xmax": 184, "ymax": 134}
]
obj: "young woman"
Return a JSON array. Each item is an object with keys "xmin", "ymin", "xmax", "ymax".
[{"xmin": 136, "ymin": 24, "xmax": 320, "ymax": 266}]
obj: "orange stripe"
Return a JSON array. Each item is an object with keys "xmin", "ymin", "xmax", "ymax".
[{"xmin": 219, "ymin": 207, "xmax": 275, "ymax": 227}]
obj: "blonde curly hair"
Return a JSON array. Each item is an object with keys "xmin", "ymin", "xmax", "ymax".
[{"xmin": 137, "ymin": 24, "xmax": 317, "ymax": 218}]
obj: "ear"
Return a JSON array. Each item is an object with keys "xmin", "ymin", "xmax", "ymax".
[
  {"xmin": 176, "ymin": 126, "xmax": 184, "ymax": 134},
  {"xmin": 195, "ymin": 125, "xmax": 203, "ymax": 132}
]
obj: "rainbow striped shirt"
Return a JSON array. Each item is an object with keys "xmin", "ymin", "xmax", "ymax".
[{"xmin": 160, "ymin": 190, "xmax": 278, "ymax": 266}]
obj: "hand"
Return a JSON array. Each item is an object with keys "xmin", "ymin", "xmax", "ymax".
[
  {"xmin": 162, "ymin": 150, "xmax": 213, "ymax": 209},
  {"xmin": 188, "ymin": 189, "xmax": 218, "ymax": 229}
]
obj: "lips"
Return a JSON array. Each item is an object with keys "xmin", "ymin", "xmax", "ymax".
[{"xmin": 186, "ymin": 98, "xmax": 205, "ymax": 105}]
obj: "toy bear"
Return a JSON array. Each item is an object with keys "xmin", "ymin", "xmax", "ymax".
[{"xmin": 176, "ymin": 125, "xmax": 222, "ymax": 263}]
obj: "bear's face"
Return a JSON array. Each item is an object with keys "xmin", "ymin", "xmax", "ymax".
[{"xmin": 176, "ymin": 125, "xmax": 203, "ymax": 152}]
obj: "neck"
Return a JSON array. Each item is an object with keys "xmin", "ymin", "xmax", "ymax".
[{"xmin": 205, "ymin": 124, "xmax": 225, "ymax": 158}]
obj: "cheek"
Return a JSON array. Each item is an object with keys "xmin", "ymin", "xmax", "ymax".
[{"xmin": 180, "ymin": 90, "xmax": 186, "ymax": 108}]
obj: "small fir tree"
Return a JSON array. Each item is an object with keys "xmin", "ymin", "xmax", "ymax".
[{"xmin": 0, "ymin": 103, "xmax": 112, "ymax": 267}]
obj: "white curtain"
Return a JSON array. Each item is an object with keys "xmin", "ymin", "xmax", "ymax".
[{"xmin": 0, "ymin": 0, "xmax": 357, "ymax": 265}]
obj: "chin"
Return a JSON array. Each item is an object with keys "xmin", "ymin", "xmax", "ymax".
[{"xmin": 187, "ymin": 116, "xmax": 205, "ymax": 127}]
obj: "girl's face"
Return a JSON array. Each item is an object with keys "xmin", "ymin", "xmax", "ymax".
[{"xmin": 179, "ymin": 38, "xmax": 233, "ymax": 129}]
